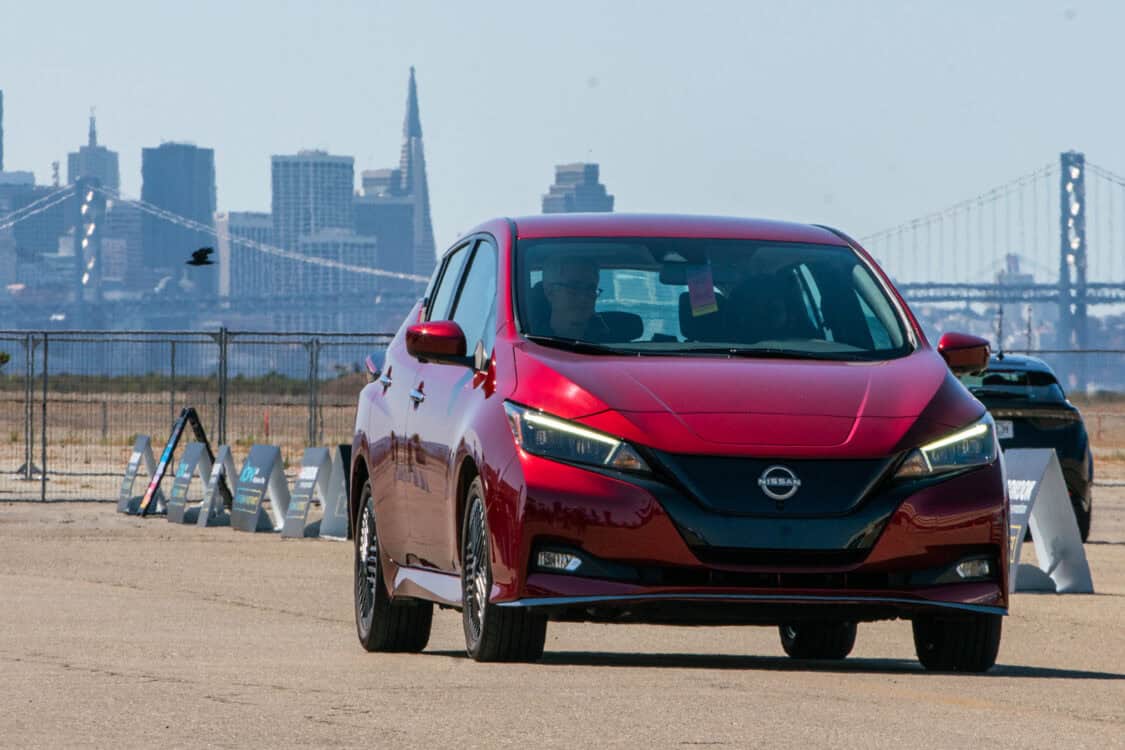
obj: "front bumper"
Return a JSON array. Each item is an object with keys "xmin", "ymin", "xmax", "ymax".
[
  {"xmin": 500, "ymin": 585, "xmax": 1006, "ymax": 625},
  {"xmin": 490, "ymin": 451, "xmax": 1009, "ymax": 620}
]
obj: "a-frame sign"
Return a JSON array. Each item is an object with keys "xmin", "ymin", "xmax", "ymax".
[
  {"xmin": 166, "ymin": 442, "xmax": 212, "ymax": 524},
  {"xmin": 138, "ymin": 407, "xmax": 230, "ymax": 517},
  {"xmin": 117, "ymin": 435, "xmax": 164, "ymax": 514},
  {"xmin": 318, "ymin": 445, "xmax": 352, "ymax": 540},
  {"xmin": 281, "ymin": 447, "xmax": 332, "ymax": 539},
  {"xmin": 231, "ymin": 444, "xmax": 291, "ymax": 533},
  {"xmin": 196, "ymin": 445, "xmax": 236, "ymax": 528}
]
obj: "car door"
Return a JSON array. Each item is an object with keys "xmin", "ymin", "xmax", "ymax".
[
  {"xmin": 406, "ymin": 238, "xmax": 498, "ymax": 570},
  {"xmin": 399, "ymin": 240, "xmax": 476, "ymax": 566},
  {"xmin": 363, "ymin": 330, "xmax": 418, "ymax": 565}
]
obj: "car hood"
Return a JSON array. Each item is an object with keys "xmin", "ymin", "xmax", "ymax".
[{"xmin": 509, "ymin": 344, "xmax": 980, "ymax": 456}]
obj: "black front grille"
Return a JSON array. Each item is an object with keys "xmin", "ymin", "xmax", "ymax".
[
  {"xmin": 691, "ymin": 546, "xmax": 869, "ymax": 567},
  {"xmin": 627, "ymin": 564, "xmax": 902, "ymax": 590},
  {"xmin": 649, "ymin": 452, "xmax": 895, "ymax": 517}
]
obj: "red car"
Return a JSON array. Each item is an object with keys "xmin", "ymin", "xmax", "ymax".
[{"xmin": 351, "ymin": 214, "xmax": 1007, "ymax": 671}]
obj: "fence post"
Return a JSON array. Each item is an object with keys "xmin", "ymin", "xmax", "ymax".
[
  {"xmin": 307, "ymin": 338, "xmax": 320, "ymax": 446},
  {"xmin": 217, "ymin": 327, "xmax": 228, "ymax": 445},
  {"xmin": 170, "ymin": 340, "xmax": 177, "ymax": 423},
  {"xmin": 40, "ymin": 333, "xmax": 48, "ymax": 502},
  {"xmin": 23, "ymin": 333, "xmax": 32, "ymax": 481}
]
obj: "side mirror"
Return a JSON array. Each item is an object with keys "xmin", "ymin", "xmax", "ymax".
[
  {"xmin": 937, "ymin": 332, "xmax": 991, "ymax": 376},
  {"xmin": 406, "ymin": 321, "xmax": 470, "ymax": 366}
]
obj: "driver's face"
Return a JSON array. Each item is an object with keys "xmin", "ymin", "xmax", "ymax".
[{"xmin": 544, "ymin": 261, "xmax": 599, "ymax": 338}]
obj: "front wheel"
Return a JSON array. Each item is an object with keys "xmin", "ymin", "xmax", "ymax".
[
  {"xmin": 354, "ymin": 481, "xmax": 432, "ymax": 652},
  {"xmin": 461, "ymin": 477, "xmax": 547, "ymax": 662},
  {"xmin": 779, "ymin": 621, "xmax": 856, "ymax": 660},
  {"xmin": 912, "ymin": 613, "xmax": 1001, "ymax": 673}
]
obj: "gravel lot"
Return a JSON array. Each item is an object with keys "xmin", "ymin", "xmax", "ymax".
[{"xmin": 0, "ymin": 493, "xmax": 1122, "ymax": 749}]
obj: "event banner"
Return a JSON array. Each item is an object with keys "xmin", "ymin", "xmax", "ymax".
[
  {"xmin": 231, "ymin": 445, "xmax": 290, "ymax": 533},
  {"xmin": 318, "ymin": 445, "xmax": 352, "ymax": 540},
  {"xmin": 281, "ymin": 447, "xmax": 332, "ymax": 539}
]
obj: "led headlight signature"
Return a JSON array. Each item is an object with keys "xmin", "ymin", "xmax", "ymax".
[
  {"xmin": 504, "ymin": 402, "xmax": 650, "ymax": 473},
  {"xmin": 895, "ymin": 414, "xmax": 998, "ymax": 479}
]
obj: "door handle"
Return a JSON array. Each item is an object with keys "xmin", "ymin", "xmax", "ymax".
[
  {"xmin": 378, "ymin": 372, "xmax": 392, "ymax": 388},
  {"xmin": 409, "ymin": 388, "xmax": 425, "ymax": 405}
]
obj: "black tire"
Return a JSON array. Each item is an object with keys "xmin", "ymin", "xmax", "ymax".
[
  {"xmin": 354, "ymin": 481, "xmax": 432, "ymax": 652},
  {"xmin": 1072, "ymin": 496, "xmax": 1092, "ymax": 543},
  {"xmin": 461, "ymin": 477, "xmax": 547, "ymax": 662},
  {"xmin": 912, "ymin": 613, "xmax": 1001, "ymax": 673},
  {"xmin": 779, "ymin": 621, "xmax": 856, "ymax": 660}
]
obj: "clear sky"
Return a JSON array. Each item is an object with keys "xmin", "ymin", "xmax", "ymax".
[{"xmin": 2, "ymin": 0, "xmax": 1123, "ymax": 261}]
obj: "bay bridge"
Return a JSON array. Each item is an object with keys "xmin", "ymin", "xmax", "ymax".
[
  {"xmin": 859, "ymin": 152, "xmax": 1125, "ymax": 352},
  {"xmin": 3, "ymin": 151, "xmax": 1124, "ymax": 352}
]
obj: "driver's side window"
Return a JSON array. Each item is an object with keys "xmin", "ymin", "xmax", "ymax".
[{"xmin": 426, "ymin": 242, "xmax": 472, "ymax": 321}]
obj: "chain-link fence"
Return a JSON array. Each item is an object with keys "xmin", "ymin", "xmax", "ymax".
[
  {"xmin": 2, "ymin": 334, "xmax": 1124, "ymax": 501},
  {"xmin": 0, "ymin": 329, "xmax": 391, "ymax": 501}
]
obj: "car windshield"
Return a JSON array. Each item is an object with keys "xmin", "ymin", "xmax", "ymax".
[
  {"xmin": 960, "ymin": 368, "xmax": 1067, "ymax": 401},
  {"xmin": 515, "ymin": 237, "xmax": 912, "ymax": 360}
]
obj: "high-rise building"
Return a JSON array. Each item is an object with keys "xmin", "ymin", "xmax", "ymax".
[
  {"xmin": 140, "ymin": 142, "xmax": 217, "ymax": 294},
  {"xmin": 542, "ymin": 163, "xmax": 614, "ymax": 213},
  {"xmin": 216, "ymin": 211, "xmax": 274, "ymax": 300},
  {"xmin": 357, "ymin": 68, "xmax": 437, "ymax": 281},
  {"xmin": 67, "ymin": 112, "xmax": 120, "ymax": 192},
  {"xmin": 399, "ymin": 67, "xmax": 436, "ymax": 278},
  {"xmin": 270, "ymin": 151, "xmax": 354, "ymax": 252},
  {"xmin": 296, "ymin": 228, "xmax": 378, "ymax": 298},
  {"xmin": 102, "ymin": 201, "xmax": 144, "ymax": 291},
  {"xmin": 3, "ymin": 182, "xmax": 72, "ymax": 260}
]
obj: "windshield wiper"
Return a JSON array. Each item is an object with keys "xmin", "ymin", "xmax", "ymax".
[
  {"xmin": 680, "ymin": 347, "xmax": 863, "ymax": 361},
  {"xmin": 524, "ymin": 335, "xmax": 628, "ymax": 355}
]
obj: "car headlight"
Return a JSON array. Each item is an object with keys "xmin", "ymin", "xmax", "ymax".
[
  {"xmin": 894, "ymin": 414, "xmax": 998, "ymax": 479},
  {"xmin": 504, "ymin": 402, "xmax": 650, "ymax": 473}
]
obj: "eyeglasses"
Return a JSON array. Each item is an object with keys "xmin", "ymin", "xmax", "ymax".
[{"xmin": 549, "ymin": 281, "xmax": 603, "ymax": 298}]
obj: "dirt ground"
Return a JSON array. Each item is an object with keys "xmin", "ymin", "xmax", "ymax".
[{"xmin": 0, "ymin": 492, "xmax": 1122, "ymax": 749}]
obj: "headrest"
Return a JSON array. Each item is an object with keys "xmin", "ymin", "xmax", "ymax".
[
  {"xmin": 678, "ymin": 291, "xmax": 728, "ymax": 342},
  {"xmin": 596, "ymin": 311, "xmax": 644, "ymax": 342}
]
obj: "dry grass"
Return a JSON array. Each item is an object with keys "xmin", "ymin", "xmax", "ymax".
[{"xmin": 4, "ymin": 383, "xmax": 1125, "ymax": 499}]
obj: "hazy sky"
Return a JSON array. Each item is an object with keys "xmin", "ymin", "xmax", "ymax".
[{"xmin": 2, "ymin": 0, "xmax": 1123, "ymax": 257}]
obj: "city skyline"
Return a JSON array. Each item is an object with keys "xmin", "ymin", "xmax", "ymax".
[{"xmin": 3, "ymin": 1, "xmax": 1125, "ymax": 270}]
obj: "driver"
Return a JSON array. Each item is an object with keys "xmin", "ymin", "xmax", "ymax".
[{"xmin": 542, "ymin": 255, "xmax": 601, "ymax": 339}]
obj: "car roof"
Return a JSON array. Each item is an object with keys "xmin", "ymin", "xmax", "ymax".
[
  {"xmin": 510, "ymin": 213, "xmax": 850, "ymax": 245},
  {"xmin": 983, "ymin": 353, "xmax": 1055, "ymax": 373}
]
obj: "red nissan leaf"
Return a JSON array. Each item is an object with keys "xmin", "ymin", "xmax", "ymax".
[{"xmin": 351, "ymin": 214, "xmax": 1007, "ymax": 671}]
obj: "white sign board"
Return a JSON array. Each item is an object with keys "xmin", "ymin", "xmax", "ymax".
[{"xmin": 1005, "ymin": 448, "xmax": 1094, "ymax": 594}]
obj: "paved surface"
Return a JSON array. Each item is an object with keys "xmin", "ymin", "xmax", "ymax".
[{"xmin": 0, "ymin": 495, "xmax": 1123, "ymax": 749}]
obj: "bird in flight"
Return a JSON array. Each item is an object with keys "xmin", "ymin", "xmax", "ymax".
[{"xmin": 186, "ymin": 247, "xmax": 215, "ymax": 266}]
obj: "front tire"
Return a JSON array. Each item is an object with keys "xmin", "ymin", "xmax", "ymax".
[
  {"xmin": 912, "ymin": 613, "xmax": 1001, "ymax": 672},
  {"xmin": 779, "ymin": 621, "xmax": 856, "ymax": 660},
  {"xmin": 461, "ymin": 477, "xmax": 547, "ymax": 662},
  {"xmin": 354, "ymin": 481, "xmax": 432, "ymax": 652}
]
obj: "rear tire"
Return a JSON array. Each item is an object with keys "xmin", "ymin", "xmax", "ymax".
[
  {"xmin": 354, "ymin": 481, "xmax": 432, "ymax": 653},
  {"xmin": 912, "ymin": 613, "xmax": 1001, "ymax": 673},
  {"xmin": 461, "ymin": 477, "xmax": 547, "ymax": 662},
  {"xmin": 779, "ymin": 621, "xmax": 856, "ymax": 660},
  {"xmin": 1072, "ymin": 496, "xmax": 1091, "ymax": 543}
]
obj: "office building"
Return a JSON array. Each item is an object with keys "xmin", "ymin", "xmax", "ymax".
[
  {"xmin": 542, "ymin": 163, "xmax": 614, "ymax": 213},
  {"xmin": 140, "ymin": 142, "xmax": 217, "ymax": 294},
  {"xmin": 270, "ymin": 151, "xmax": 354, "ymax": 252},
  {"xmin": 67, "ymin": 112, "xmax": 120, "ymax": 192}
]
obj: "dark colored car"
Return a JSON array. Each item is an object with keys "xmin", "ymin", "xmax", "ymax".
[
  {"xmin": 960, "ymin": 354, "xmax": 1093, "ymax": 541},
  {"xmin": 350, "ymin": 214, "xmax": 1008, "ymax": 671}
]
